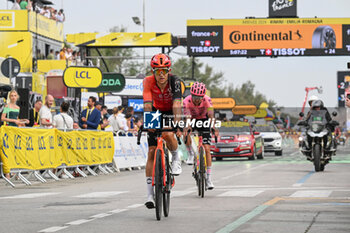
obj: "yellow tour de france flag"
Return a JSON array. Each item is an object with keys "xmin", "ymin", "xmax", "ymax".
[{"xmin": 0, "ymin": 127, "xmax": 115, "ymax": 173}]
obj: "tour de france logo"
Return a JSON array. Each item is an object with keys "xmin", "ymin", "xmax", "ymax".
[{"xmin": 271, "ymin": 0, "xmax": 295, "ymax": 12}]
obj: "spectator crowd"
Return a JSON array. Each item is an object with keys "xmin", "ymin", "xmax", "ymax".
[{"xmin": 12, "ymin": 0, "xmax": 65, "ymax": 22}]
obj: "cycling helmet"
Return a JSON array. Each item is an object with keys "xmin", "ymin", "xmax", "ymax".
[
  {"xmin": 308, "ymin": 95, "xmax": 319, "ymax": 106},
  {"xmin": 150, "ymin": 53, "xmax": 171, "ymax": 69},
  {"xmin": 311, "ymin": 99, "xmax": 324, "ymax": 109},
  {"xmin": 190, "ymin": 82, "xmax": 206, "ymax": 97}
]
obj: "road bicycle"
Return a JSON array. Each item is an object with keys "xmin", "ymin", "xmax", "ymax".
[
  {"xmin": 137, "ymin": 126, "xmax": 181, "ymax": 220},
  {"xmin": 185, "ymin": 128, "xmax": 217, "ymax": 198}
]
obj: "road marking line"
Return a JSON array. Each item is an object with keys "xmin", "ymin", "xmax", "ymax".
[
  {"xmin": 38, "ymin": 226, "xmax": 69, "ymax": 233},
  {"xmin": 66, "ymin": 219, "xmax": 94, "ymax": 226},
  {"xmin": 290, "ymin": 190, "xmax": 332, "ymax": 198},
  {"xmin": 73, "ymin": 191, "xmax": 127, "ymax": 198},
  {"xmin": 216, "ymin": 196, "xmax": 350, "ymax": 233},
  {"xmin": 293, "ymin": 171, "xmax": 314, "ymax": 187},
  {"xmin": 127, "ymin": 204, "xmax": 144, "ymax": 209},
  {"xmin": 109, "ymin": 209, "xmax": 127, "ymax": 214},
  {"xmin": 216, "ymin": 205, "xmax": 269, "ymax": 233},
  {"xmin": 90, "ymin": 213, "xmax": 113, "ymax": 219},
  {"xmin": 0, "ymin": 192, "xmax": 60, "ymax": 200},
  {"xmin": 218, "ymin": 190, "xmax": 264, "ymax": 197}
]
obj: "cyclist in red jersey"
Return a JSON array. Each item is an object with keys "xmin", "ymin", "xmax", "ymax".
[{"xmin": 143, "ymin": 53, "xmax": 182, "ymax": 209}]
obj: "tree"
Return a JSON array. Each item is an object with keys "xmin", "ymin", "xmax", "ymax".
[
  {"xmin": 171, "ymin": 57, "xmax": 225, "ymax": 93},
  {"xmin": 226, "ymin": 81, "xmax": 276, "ymax": 108},
  {"xmin": 172, "ymin": 57, "xmax": 276, "ymax": 108}
]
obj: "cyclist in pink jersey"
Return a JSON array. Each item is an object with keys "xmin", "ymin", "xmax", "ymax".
[{"xmin": 183, "ymin": 82, "xmax": 218, "ymax": 189}]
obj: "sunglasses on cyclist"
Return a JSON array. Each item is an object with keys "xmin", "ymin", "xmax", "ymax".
[
  {"xmin": 192, "ymin": 95, "xmax": 203, "ymax": 100},
  {"xmin": 153, "ymin": 68, "xmax": 170, "ymax": 76}
]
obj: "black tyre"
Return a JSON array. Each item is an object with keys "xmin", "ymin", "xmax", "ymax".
[
  {"xmin": 320, "ymin": 163, "xmax": 325, "ymax": 171},
  {"xmin": 257, "ymin": 146, "xmax": 264, "ymax": 159},
  {"xmin": 155, "ymin": 150, "xmax": 163, "ymax": 220},
  {"xmin": 313, "ymin": 144, "xmax": 321, "ymax": 172},
  {"xmin": 275, "ymin": 150, "xmax": 283, "ymax": 156},
  {"xmin": 199, "ymin": 146, "xmax": 205, "ymax": 198},
  {"xmin": 163, "ymin": 151, "xmax": 170, "ymax": 217},
  {"xmin": 215, "ymin": 157, "xmax": 223, "ymax": 161},
  {"xmin": 248, "ymin": 147, "xmax": 256, "ymax": 160}
]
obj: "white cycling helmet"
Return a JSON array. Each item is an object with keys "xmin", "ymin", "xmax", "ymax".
[{"xmin": 308, "ymin": 95, "xmax": 319, "ymax": 106}]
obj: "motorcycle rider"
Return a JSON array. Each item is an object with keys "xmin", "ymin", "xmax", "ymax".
[{"xmin": 302, "ymin": 100, "xmax": 335, "ymax": 158}]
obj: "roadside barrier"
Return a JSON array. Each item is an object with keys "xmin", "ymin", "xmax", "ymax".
[
  {"xmin": 0, "ymin": 126, "xmax": 114, "ymax": 187},
  {"xmin": 0, "ymin": 126, "xmax": 195, "ymax": 188}
]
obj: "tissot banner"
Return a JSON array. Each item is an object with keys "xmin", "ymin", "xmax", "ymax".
[{"xmin": 187, "ymin": 18, "xmax": 350, "ymax": 57}]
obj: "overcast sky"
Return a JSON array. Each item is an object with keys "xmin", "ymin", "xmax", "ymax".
[{"xmin": 2, "ymin": 0, "xmax": 350, "ymax": 107}]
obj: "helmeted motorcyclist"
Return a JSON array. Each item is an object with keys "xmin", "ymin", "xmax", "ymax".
[{"xmin": 302, "ymin": 100, "xmax": 335, "ymax": 158}]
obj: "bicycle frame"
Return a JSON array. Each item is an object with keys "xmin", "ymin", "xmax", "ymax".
[
  {"xmin": 195, "ymin": 136, "xmax": 207, "ymax": 172},
  {"xmin": 152, "ymin": 136, "xmax": 167, "ymax": 187}
]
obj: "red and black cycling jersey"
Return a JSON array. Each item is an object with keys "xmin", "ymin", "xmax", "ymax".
[{"xmin": 143, "ymin": 74, "xmax": 182, "ymax": 112}]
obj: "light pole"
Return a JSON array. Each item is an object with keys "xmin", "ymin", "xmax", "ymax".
[{"xmin": 132, "ymin": 0, "xmax": 146, "ymax": 73}]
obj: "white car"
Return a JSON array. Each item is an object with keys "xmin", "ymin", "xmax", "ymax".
[{"xmin": 254, "ymin": 124, "xmax": 283, "ymax": 156}]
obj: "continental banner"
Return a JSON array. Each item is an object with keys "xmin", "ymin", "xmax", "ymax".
[
  {"xmin": 187, "ymin": 18, "xmax": 350, "ymax": 57},
  {"xmin": 0, "ymin": 127, "xmax": 114, "ymax": 173}
]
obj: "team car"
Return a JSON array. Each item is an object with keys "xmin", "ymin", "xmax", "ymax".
[
  {"xmin": 254, "ymin": 124, "xmax": 283, "ymax": 156},
  {"xmin": 210, "ymin": 121, "xmax": 264, "ymax": 160}
]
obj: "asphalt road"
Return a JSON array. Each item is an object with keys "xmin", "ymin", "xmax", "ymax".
[{"xmin": 0, "ymin": 146, "xmax": 349, "ymax": 233}]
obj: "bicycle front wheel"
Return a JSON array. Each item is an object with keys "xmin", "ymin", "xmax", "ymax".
[
  {"xmin": 155, "ymin": 149, "xmax": 163, "ymax": 220},
  {"xmin": 199, "ymin": 146, "xmax": 205, "ymax": 198},
  {"xmin": 163, "ymin": 150, "xmax": 171, "ymax": 217}
]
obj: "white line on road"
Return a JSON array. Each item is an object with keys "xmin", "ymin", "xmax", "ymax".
[
  {"xmin": 290, "ymin": 190, "xmax": 333, "ymax": 198},
  {"xmin": 66, "ymin": 219, "xmax": 94, "ymax": 226},
  {"xmin": 0, "ymin": 192, "xmax": 60, "ymax": 200},
  {"xmin": 127, "ymin": 204, "xmax": 144, "ymax": 209},
  {"xmin": 109, "ymin": 209, "xmax": 127, "ymax": 214},
  {"xmin": 73, "ymin": 191, "xmax": 128, "ymax": 198},
  {"xmin": 38, "ymin": 226, "xmax": 69, "ymax": 233},
  {"xmin": 218, "ymin": 190, "xmax": 264, "ymax": 197},
  {"xmin": 90, "ymin": 213, "xmax": 113, "ymax": 219}
]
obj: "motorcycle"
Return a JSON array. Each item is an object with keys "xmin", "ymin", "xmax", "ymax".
[{"xmin": 298, "ymin": 110, "xmax": 339, "ymax": 172}]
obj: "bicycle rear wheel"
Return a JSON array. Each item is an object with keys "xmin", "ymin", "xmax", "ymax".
[
  {"xmin": 155, "ymin": 149, "xmax": 163, "ymax": 221},
  {"xmin": 199, "ymin": 146, "xmax": 205, "ymax": 198},
  {"xmin": 163, "ymin": 149, "xmax": 171, "ymax": 217}
]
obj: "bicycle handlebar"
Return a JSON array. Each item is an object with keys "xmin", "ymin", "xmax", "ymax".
[
  {"xmin": 183, "ymin": 128, "xmax": 218, "ymax": 144},
  {"xmin": 136, "ymin": 125, "xmax": 182, "ymax": 145}
]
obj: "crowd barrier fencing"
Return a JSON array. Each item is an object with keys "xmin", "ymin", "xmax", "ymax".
[
  {"xmin": 0, "ymin": 126, "xmax": 196, "ymax": 188},
  {"xmin": 112, "ymin": 130, "xmax": 194, "ymax": 171},
  {"xmin": 0, "ymin": 126, "xmax": 115, "ymax": 187}
]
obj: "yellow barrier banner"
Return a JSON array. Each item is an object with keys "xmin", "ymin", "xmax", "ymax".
[
  {"xmin": 0, "ymin": 126, "xmax": 58, "ymax": 173},
  {"xmin": 56, "ymin": 130, "xmax": 114, "ymax": 166},
  {"xmin": 0, "ymin": 127, "xmax": 114, "ymax": 173}
]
